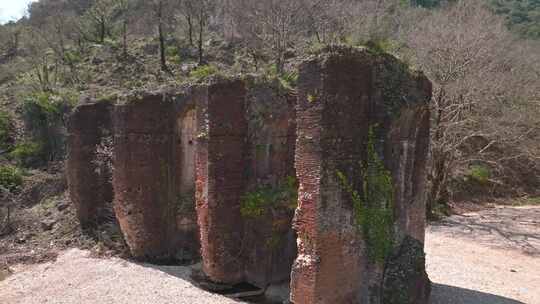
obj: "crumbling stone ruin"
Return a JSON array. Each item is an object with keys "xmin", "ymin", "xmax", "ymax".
[{"xmin": 67, "ymin": 46, "xmax": 432, "ymax": 304}]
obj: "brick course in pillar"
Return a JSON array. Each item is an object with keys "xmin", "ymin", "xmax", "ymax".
[
  {"xmin": 195, "ymin": 79, "xmax": 248, "ymax": 284},
  {"xmin": 112, "ymin": 95, "xmax": 176, "ymax": 260},
  {"xmin": 242, "ymin": 84, "xmax": 297, "ymax": 287},
  {"xmin": 291, "ymin": 46, "xmax": 431, "ymax": 304},
  {"xmin": 67, "ymin": 102, "xmax": 113, "ymax": 227},
  {"xmin": 195, "ymin": 79, "xmax": 298, "ymax": 287}
]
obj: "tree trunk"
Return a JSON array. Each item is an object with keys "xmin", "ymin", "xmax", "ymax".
[
  {"xmin": 426, "ymin": 87, "xmax": 451, "ymax": 217},
  {"xmin": 100, "ymin": 18, "xmax": 105, "ymax": 44},
  {"xmin": 187, "ymin": 15, "xmax": 194, "ymax": 46},
  {"xmin": 158, "ymin": 2, "xmax": 167, "ymax": 71},
  {"xmin": 123, "ymin": 18, "xmax": 128, "ymax": 58},
  {"xmin": 198, "ymin": 13, "xmax": 204, "ymax": 65}
]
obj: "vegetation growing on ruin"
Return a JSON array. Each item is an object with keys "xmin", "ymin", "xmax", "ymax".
[
  {"xmin": 375, "ymin": 58, "xmax": 412, "ymax": 118},
  {"xmin": 0, "ymin": 0, "xmax": 538, "ymax": 271},
  {"xmin": 337, "ymin": 127, "xmax": 395, "ymax": 264},
  {"xmin": 240, "ymin": 176, "xmax": 298, "ymax": 218},
  {"xmin": 0, "ymin": 165, "xmax": 23, "ymax": 193}
]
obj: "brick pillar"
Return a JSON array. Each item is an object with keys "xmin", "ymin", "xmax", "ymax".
[
  {"xmin": 242, "ymin": 84, "xmax": 297, "ymax": 287},
  {"xmin": 195, "ymin": 79, "xmax": 248, "ymax": 284},
  {"xmin": 113, "ymin": 95, "xmax": 176, "ymax": 260},
  {"xmin": 67, "ymin": 102, "xmax": 113, "ymax": 227},
  {"xmin": 291, "ymin": 46, "xmax": 431, "ymax": 304}
]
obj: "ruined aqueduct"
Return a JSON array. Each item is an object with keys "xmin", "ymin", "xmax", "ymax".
[{"xmin": 67, "ymin": 46, "xmax": 432, "ymax": 304}]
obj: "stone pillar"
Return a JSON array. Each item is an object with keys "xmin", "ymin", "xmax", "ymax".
[
  {"xmin": 290, "ymin": 46, "xmax": 432, "ymax": 304},
  {"xmin": 172, "ymin": 97, "xmax": 200, "ymax": 259},
  {"xmin": 195, "ymin": 79, "xmax": 248, "ymax": 284},
  {"xmin": 67, "ymin": 102, "xmax": 113, "ymax": 227},
  {"xmin": 242, "ymin": 83, "xmax": 297, "ymax": 287},
  {"xmin": 113, "ymin": 95, "xmax": 176, "ymax": 260}
]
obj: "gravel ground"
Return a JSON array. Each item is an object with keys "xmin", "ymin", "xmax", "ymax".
[
  {"xmin": 0, "ymin": 206, "xmax": 538, "ymax": 304},
  {"xmin": 428, "ymin": 206, "xmax": 540, "ymax": 304},
  {"xmin": 0, "ymin": 249, "xmax": 242, "ymax": 304}
]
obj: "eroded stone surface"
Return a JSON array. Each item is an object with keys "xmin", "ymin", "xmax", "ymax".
[
  {"xmin": 195, "ymin": 79, "xmax": 248, "ymax": 283},
  {"xmin": 290, "ymin": 46, "xmax": 431, "ymax": 304},
  {"xmin": 112, "ymin": 95, "xmax": 176, "ymax": 259},
  {"xmin": 382, "ymin": 236, "xmax": 431, "ymax": 304},
  {"xmin": 195, "ymin": 79, "xmax": 298, "ymax": 287},
  {"xmin": 67, "ymin": 102, "xmax": 113, "ymax": 227},
  {"xmin": 172, "ymin": 92, "xmax": 200, "ymax": 260},
  {"xmin": 67, "ymin": 48, "xmax": 431, "ymax": 303},
  {"xmin": 242, "ymin": 81, "xmax": 297, "ymax": 287}
]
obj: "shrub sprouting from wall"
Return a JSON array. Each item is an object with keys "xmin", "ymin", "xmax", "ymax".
[
  {"xmin": 337, "ymin": 127, "xmax": 394, "ymax": 264},
  {"xmin": 240, "ymin": 176, "xmax": 298, "ymax": 218}
]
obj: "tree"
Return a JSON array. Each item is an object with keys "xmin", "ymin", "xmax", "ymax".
[
  {"xmin": 230, "ymin": 0, "xmax": 309, "ymax": 73},
  {"xmin": 182, "ymin": 0, "xmax": 215, "ymax": 65},
  {"xmin": 180, "ymin": 0, "xmax": 196, "ymax": 46},
  {"xmin": 78, "ymin": 0, "xmax": 116, "ymax": 44},
  {"xmin": 116, "ymin": 0, "xmax": 130, "ymax": 58},
  {"xmin": 151, "ymin": 0, "xmax": 171, "ymax": 71},
  {"xmin": 401, "ymin": 1, "xmax": 540, "ymax": 214},
  {"xmin": 0, "ymin": 22, "xmax": 21, "ymax": 58}
]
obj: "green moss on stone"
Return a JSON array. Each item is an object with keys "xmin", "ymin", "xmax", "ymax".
[
  {"xmin": 337, "ymin": 126, "xmax": 395, "ymax": 264},
  {"xmin": 240, "ymin": 175, "xmax": 298, "ymax": 218}
]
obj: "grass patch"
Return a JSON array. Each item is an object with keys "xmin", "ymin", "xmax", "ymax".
[{"xmin": 189, "ymin": 65, "xmax": 218, "ymax": 81}]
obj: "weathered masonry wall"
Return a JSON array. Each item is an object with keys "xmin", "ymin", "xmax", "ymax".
[
  {"xmin": 67, "ymin": 102, "xmax": 113, "ymax": 227},
  {"xmin": 67, "ymin": 46, "xmax": 432, "ymax": 304},
  {"xmin": 242, "ymin": 82, "xmax": 297, "ymax": 286},
  {"xmin": 194, "ymin": 79, "xmax": 297, "ymax": 286},
  {"xmin": 195, "ymin": 79, "xmax": 248, "ymax": 283},
  {"xmin": 290, "ymin": 46, "xmax": 431, "ymax": 304},
  {"xmin": 111, "ymin": 91, "xmax": 200, "ymax": 260},
  {"xmin": 112, "ymin": 95, "xmax": 177, "ymax": 259},
  {"xmin": 173, "ymin": 97, "xmax": 200, "ymax": 259}
]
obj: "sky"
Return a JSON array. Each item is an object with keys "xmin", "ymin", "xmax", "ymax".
[{"xmin": 0, "ymin": 0, "xmax": 38, "ymax": 24}]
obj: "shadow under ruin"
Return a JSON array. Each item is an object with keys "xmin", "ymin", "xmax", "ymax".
[{"xmin": 67, "ymin": 46, "xmax": 433, "ymax": 304}]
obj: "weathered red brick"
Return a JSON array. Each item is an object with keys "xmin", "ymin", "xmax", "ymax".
[
  {"xmin": 195, "ymin": 79, "xmax": 248, "ymax": 283},
  {"xmin": 291, "ymin": 46, "xmax": 431, "ymax": 304},
  {"xmin": 112, "ymin": 94, "xmax": 176, "ymax": 260}
]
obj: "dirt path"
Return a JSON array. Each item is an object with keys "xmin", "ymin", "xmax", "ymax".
[
  {"xmin": 428, "ymin": 206, "xmax": 540, "ymax": 304},
  {"xmin": 0, "ymin": 206, "xmax": 538, "ymax": 304}
]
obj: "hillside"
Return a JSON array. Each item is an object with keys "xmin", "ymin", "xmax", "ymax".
[{"xmin": 0, "ymin": 0, "xmax": 538, "ymax": 272}]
